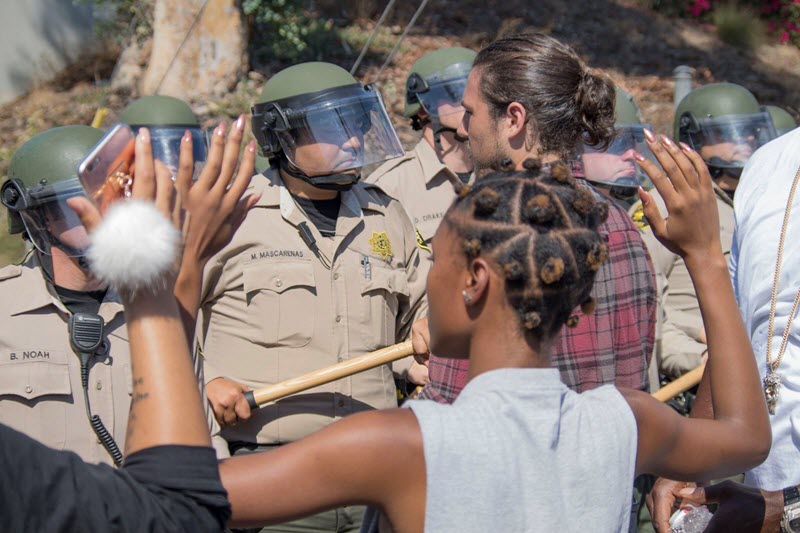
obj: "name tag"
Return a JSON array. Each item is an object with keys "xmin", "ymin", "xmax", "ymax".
[
  {"xmin": 1, "ymin": 349, "xmax": 68, "ymax": 365},
  {"xmin": 244, "ymin": 249, "xmax": 306, "ymax": 263}
]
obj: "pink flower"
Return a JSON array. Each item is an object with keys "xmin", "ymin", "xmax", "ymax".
[
  {"xmin": 780, "ymin": 31, "xmax": 791, "ymax": 42},
  {"xmin": 688, "ymin": 0, "xmax": 711, "ymax": 16}
]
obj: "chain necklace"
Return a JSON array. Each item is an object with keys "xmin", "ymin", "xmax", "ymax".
[{"xmin": 764, "ymin": 165, "xmax": 800, "ymax": 415}]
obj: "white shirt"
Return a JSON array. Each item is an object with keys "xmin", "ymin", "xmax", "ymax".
[{"xmin": 730, "ymin": 128, "xmax": 800, "ymax": 491}]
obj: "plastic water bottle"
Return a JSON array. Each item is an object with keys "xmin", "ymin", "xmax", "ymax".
[{"xmin": 669, "ymin": 505, "xmax": 713, "ymax": 533}]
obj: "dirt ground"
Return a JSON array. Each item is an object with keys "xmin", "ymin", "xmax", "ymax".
[{"xmin": 2, "ymin": 0, "xmax": 799, "ymax": 265}]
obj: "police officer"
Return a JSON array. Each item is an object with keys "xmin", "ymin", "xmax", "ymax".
[
  {"xmin": 0, "ymin": 125, "xmax": 227, "ymax": 466},
  {"xmin": 0, "ymin": 126, "xmax": 132, "ymax": 466},
  {"xmin": 120, "ymin": 94, "xmax": 208, "ymax": 178},
  {"xmin": 198, "ymin": 62, "xmax": 427, "ymax": 533},
  {"xmin": 366, "ymin": 47, "xmax": 476, "ymax": 258},
  {"xmin": 764, "ymin": 104, "xmax": 798, "ymax": 137},
  {"xmin": 579, "ymin": 87, "xmax": 654, "ymax": 209},
  {"xmin": 629, "ymin": 82, "xmax": 776, "ymax": 379}
]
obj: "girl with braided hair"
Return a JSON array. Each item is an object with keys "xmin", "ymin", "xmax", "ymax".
[{"xmin": 218, "ymin": 136, "xmax": 770, "ymax": 532}]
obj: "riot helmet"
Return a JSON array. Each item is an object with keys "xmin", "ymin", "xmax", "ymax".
[
  {"xmin": 763, "ymin": 105, "xmax": 797, "ymax": 137},
  {"xmin": 405, "ymin": 47, "xmax": 476, "ymax": 151},
  {"xmin": 580, "ymin": 87, "xmax": 655, "ymax": 201},
  {"xmin": 120, "ymin": 95, "xmax": 208, "ymax": 178},
  {"xmin": 2, "ymin": 126, "xmax": 104, "ymax": 257},
  {"xmin": 251, "ymin": 62, "xmax": 403, "ymax": 189},
  {"xmin": 675, "ymin": 83, "xmax": 776, "ymax": 182}
]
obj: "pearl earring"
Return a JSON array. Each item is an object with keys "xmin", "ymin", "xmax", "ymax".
[{"xmin": 462, "ymin": 290, "xmax": 472, "ymax": 304}]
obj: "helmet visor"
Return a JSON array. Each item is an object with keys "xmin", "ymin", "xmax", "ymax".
[
  {"xmin": 137, "ymin": 126, "xmax": 208, "ymax": 180},
  {"xmin": 686, "ymin": 112, "xmax": 776, "ymax": 169},
  {"xmin": 19, "ymin": 178, "xmax": 89, "ymax": 257},
  {"xmin": 277, "ymin": 89, "xmax": 404, "ymax": 175},
  {"xmin": 581, "ymin": 125, "xmax": 656, "ymax": 191},
  {"xmin": 415, "ymin": 63, "xmax": 472, "ymax": 119}
]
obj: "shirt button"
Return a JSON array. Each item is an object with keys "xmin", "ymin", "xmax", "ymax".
[
  {"xmin": 335, "ymin": 315, "xmax": 341, "ymax": 323},
  {"xmin": 333, "ymin": 273, "xmax": 339, "ymax": 280},
  {"xmin": 337, "ymin": 357, "xmax": 343, "ymax": 363},
  {"xmin": 275, "ymin": 279, "xmax": 283, "ymax": 288},
  {"xmin": 24, "ymin": 385, "xmax": 32, "ymax": 394},
  {"xmin": 96, "ymin": 381, "xmax": 103, "ymax": 390}
]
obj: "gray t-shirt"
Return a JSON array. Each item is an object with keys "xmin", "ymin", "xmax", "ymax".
[{"xmin": 407, "ymin": 367, "xmax": 637, "ymax": 533}]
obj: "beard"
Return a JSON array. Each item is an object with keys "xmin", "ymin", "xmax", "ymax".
[{"xmin": 470, "ymin": 135, "xmax": 510, "ymax": 172}]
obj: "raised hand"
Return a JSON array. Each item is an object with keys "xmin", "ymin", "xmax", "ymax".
[
  {"xmin": 174, "ymin": 115, "xmax": 259, "ymax": 267},
  {"xmin": 634, "ymin": 131, "xmax": 722, "ymax": 262}
]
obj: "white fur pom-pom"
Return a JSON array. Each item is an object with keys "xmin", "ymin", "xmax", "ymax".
[{"xmin": 87, "ymin": 200, "xmax": 180, "ymax": 294}]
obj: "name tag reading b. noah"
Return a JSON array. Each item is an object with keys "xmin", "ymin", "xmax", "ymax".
[{"xmin": 2, "ymin": 349, "xmax": 68, "ymax": 365}]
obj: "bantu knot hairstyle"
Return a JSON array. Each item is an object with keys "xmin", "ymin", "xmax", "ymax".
[{"xmin": 443, "ymin": 161, "xmax": 609, "ymax": 338}]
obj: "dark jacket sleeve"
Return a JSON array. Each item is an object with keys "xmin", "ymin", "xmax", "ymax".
[{"xmin": 0, "ymin": 423, "xmax": 230, "ymax": 532}]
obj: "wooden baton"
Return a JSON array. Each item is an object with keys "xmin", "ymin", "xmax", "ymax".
[
  {"xmin": 244, "ymin": 341, "xmax": 414, "ymax": 409},
  {"xmin": 242, "ymin": 343, "xmax": 705, "ymax": 409},
  {"xmin": 651, "ymin": 363, "xmax": 706, "ymax": 402}
]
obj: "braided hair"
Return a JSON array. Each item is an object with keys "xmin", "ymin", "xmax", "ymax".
[{"xmin": 444, "ymin": 159, "xmax": 609, "ymax": 338}]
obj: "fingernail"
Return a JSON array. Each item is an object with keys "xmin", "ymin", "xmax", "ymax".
[
  {"xmin": 138, "ymin": 127, "xmax": 150, "ymax": 142},
  {"xmin": 183, "ymin": 129, "xmax": 191, "ymax": 143},
  {"xmin": 632, "ymin": 151, "xmax": 646, "ymax": 162},
  {"xmin": 247, "ymin": 140, "xmax": 256, "ymax": 152},
  {"xmin": 679, "ymin": 142, "xmax": 693, "ymax": 153},
  {"xmin": 215, "ymin": 121, "xmax": 226, "ymax": 137},
  {"xmin": 661, "ymin": 135, "xmax": 676, "ymax": 148},
  {"xmin": 643, "ymin": 128, "xmax": 656, "ymax": 143},
  {"xmin": 235, "ymin": 115, "xmax": 246, "ymax": 132},
  {"xmin": 678, "ymin": 488, "xmax": 695, "ymax": 496}
]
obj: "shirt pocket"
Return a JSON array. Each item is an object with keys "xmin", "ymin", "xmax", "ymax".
[
  {"xmin": 243, "ymin": 261, "xmax": 316, "ymax": 348},
  {"xmin": 359, "ymin": 265, "xmax": 410, "ymax": 351},
  {"xmin": 0, "ymin": 353, "xmax": 71, "ymax": 449}
]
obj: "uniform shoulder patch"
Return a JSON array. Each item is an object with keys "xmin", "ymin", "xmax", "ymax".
[
  {"xmin": 0, "ymin": 263, "xmax": 23, "ymax": 282},
  {"xmin": 369, "ymin": 231, "xmax": 393, "ymax": 260},
  {"xmin": 629, "ymin": 202, "xmax": 650, "ymax": 231},
  {"xmin": 415, "ymin": 228, "xmax": 431, "ymax": 253}
]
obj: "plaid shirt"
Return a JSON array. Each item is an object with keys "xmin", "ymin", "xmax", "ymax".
[{"xmin": 418, "ymin": 180, "xmax": 656, "ymax": 403}]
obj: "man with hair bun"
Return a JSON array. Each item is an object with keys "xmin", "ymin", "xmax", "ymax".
[{"xmin": 414, "ymin": 33, "xmax": 656, "ymax": 405}]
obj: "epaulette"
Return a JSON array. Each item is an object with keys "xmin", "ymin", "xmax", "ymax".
[
  {"xmin": 359, "ymin": 181, "xmax": 396, "ymax": 207},
  {"xmin": 0, "ymin": 263, "xmax": 23, "ymax": 283},
  {"xmin": 365, "ymin": 152, "xmax": 414, "ymax": 183}
]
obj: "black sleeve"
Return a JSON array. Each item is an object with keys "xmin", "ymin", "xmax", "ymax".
[{"xmin": 0, "ymin": 423, "xmax": 230, "ymax": 532}]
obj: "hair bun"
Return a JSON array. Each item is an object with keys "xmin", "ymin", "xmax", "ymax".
[{"xmin": 576, "ymin": 70, "xmax": 616, "ymax": 151}]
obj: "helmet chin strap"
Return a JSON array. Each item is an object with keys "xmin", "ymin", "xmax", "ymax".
[
  {"xmin": 432, "ymin": 118, "xmax": 468, "ymax": 152},
  {"xmin": 279, "ymin": 158, "xmax": 360, "ymax": 191}
]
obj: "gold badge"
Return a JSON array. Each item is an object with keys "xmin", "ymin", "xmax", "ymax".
[
  {"xmin": 369, "ymin": 231, "xmax": 393, "ymax": 260},
  {"xmin": 630, "ymin": 203, "xmax": 650, "ymax": 231},
  {"xmin": 415, "ymin": 228, "xmax": 431, "ymax": 253}
]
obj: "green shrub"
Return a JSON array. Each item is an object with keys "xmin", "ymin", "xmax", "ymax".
[
  {"xmin": 714, "ymin": 3, "xmax": 765, "ymax": 51},
  {"xmin": 243, "ymin": 0, "xmax": 339, "ymax": 64}
]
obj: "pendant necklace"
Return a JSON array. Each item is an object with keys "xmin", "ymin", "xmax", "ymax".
[{"xmin": 764, "ymin": 165, "xmax": 800, "ymax": 415}]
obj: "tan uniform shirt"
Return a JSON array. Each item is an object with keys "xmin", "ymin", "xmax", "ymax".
[
  {"xmin": 0, "ymin": 254, "xmax": 227, "ymax": 463},
  {"xmin": 198, "ymin": 169, "xmax": 427, "ymax": 445},
  {"xmin": 366, "ymin": 139, "xmax": 471, "ymax": 276},
  {"xmin": 629, "ymin": 184, "xmax": 735, "ymax": 378}
]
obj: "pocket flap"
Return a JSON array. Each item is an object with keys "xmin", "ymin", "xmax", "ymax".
[
  {"xmin": 243, "ymin": 261, "xmax": 316, "ymax": 295},
  {"xmin": 360, "ymin": 266, "xmax": 410, "ymax": 296},
  {"xmin": 0, "ymin": 349, "xmax": 71, "ymax": 399}
]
